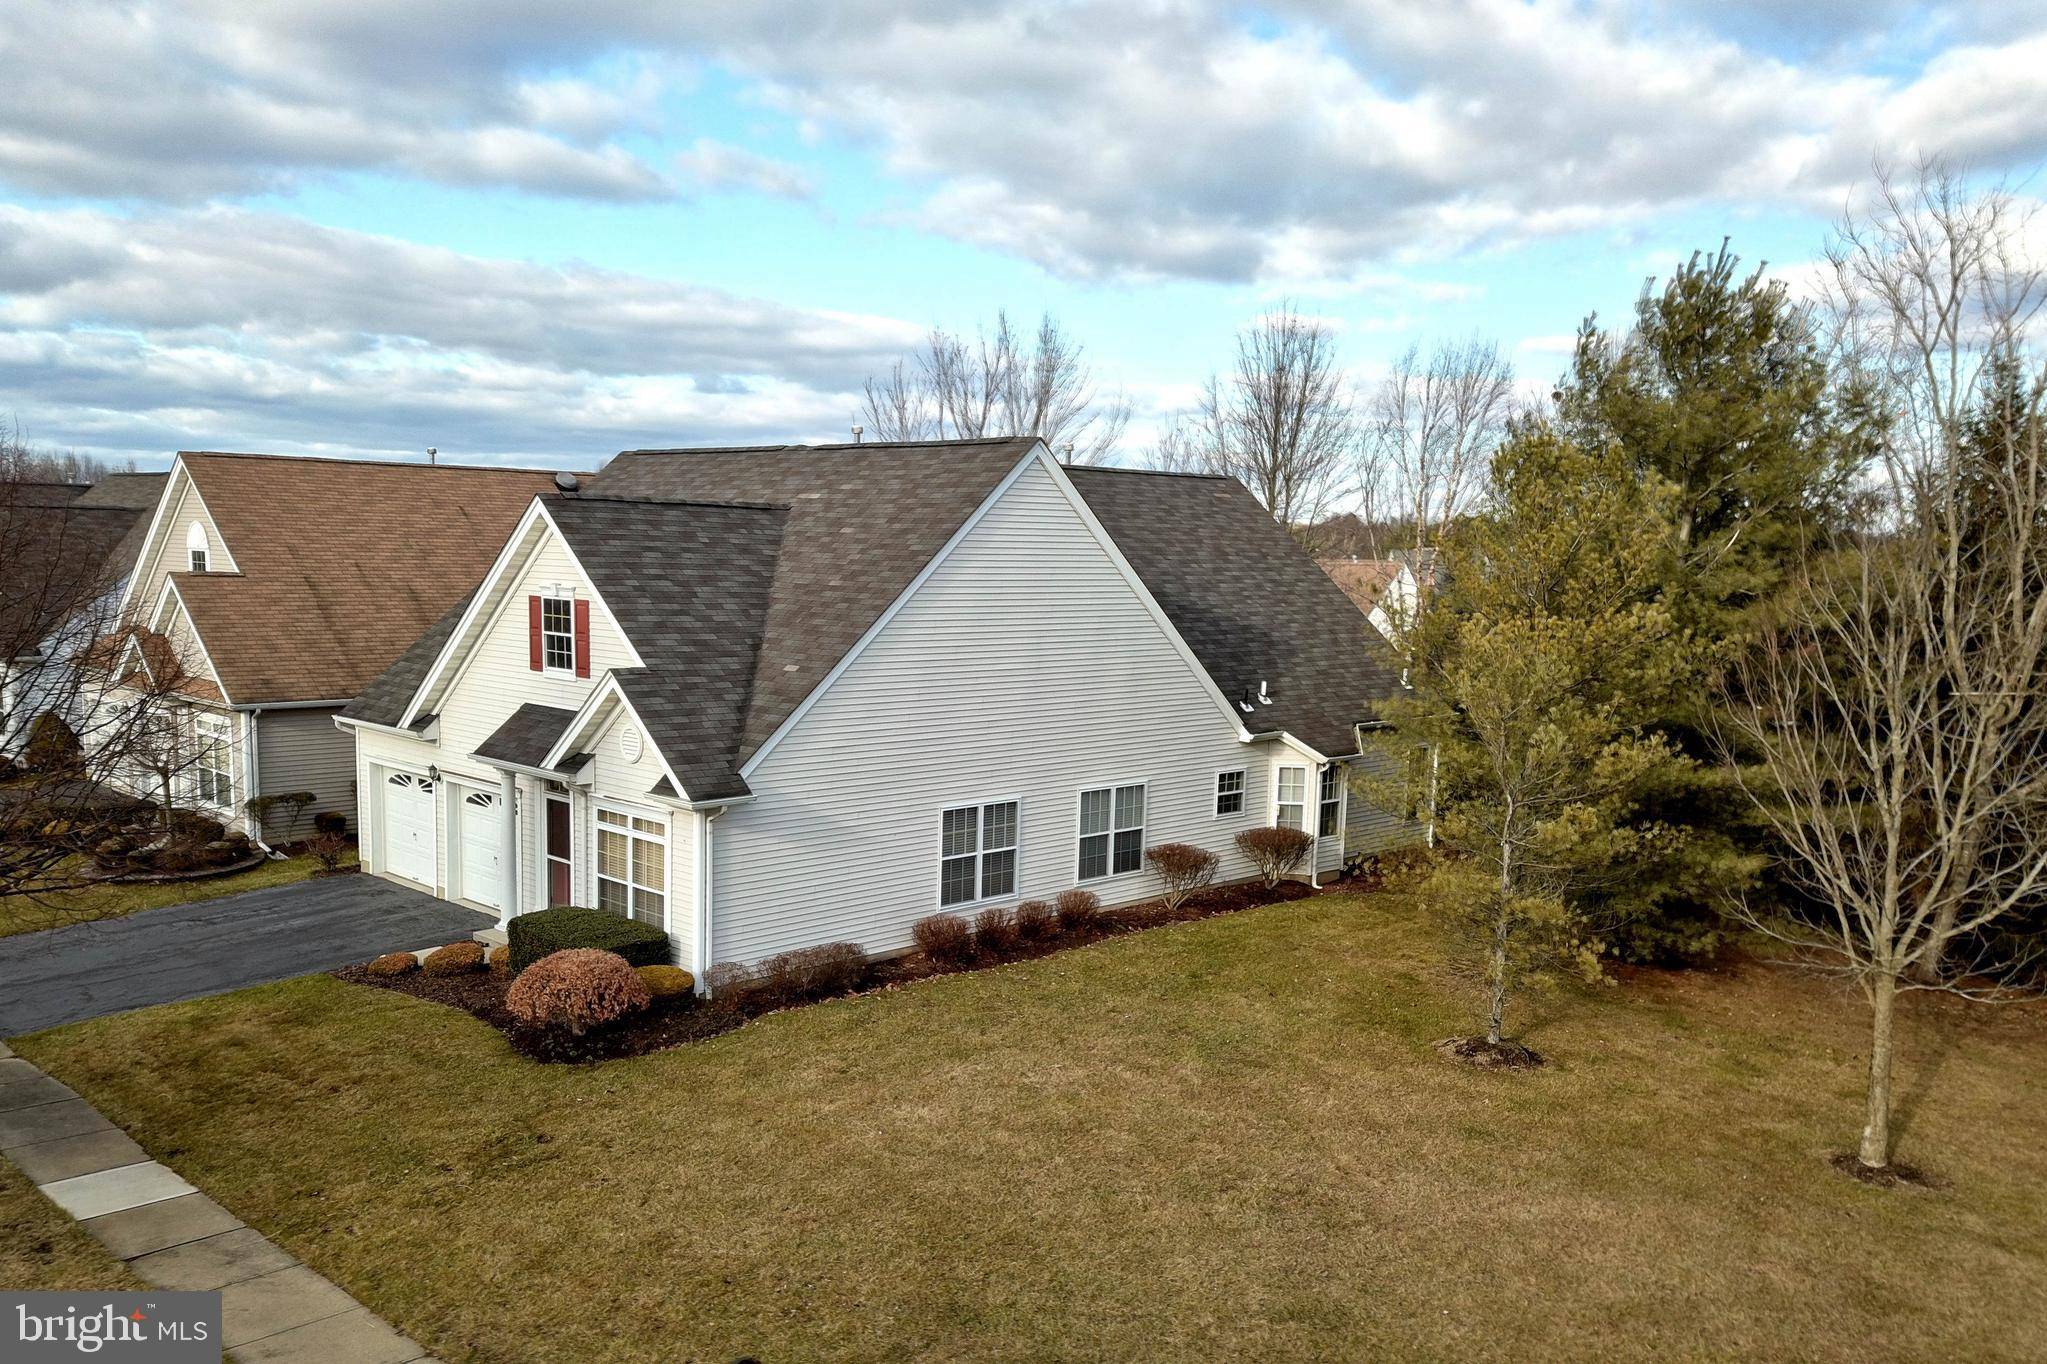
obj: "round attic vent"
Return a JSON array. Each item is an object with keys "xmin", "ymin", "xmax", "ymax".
[
  {"xmin": 620, "ymin": 724, "xmax": 642, "ymax": 763},
  {"xmin": 554, "ymin": 471, "xmax": 581, "ymax": 492}
]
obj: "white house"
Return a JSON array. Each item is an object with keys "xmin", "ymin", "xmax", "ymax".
[{"xmin": 337, "ymin": 437, "xmax": 1415, "ymax": 980}]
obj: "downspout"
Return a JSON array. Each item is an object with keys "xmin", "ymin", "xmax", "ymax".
[
  {"xmin": 694, "ymin": 806, "xmax": 726, "ymax": 996},
  {"xmin": 243, "ymin": 708, "xmax": 282, "ymax": 858},
  {"xmin": 496, "ymin": 769, "xmax": 521, "ymax": 930}
]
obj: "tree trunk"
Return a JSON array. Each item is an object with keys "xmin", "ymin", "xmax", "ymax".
[
  {"xmin": 1485, "ymin": 844, "xmax": 1512, "ymax": 1046},
  {"xmin": 1859, "ymin": 971, "xmax": 1899, "ymax": 1169}
]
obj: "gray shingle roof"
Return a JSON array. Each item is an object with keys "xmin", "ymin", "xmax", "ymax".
[
  {"xmin": 1065, "ymin": 467, "xmax": 1404, "ymax": 757},
  {"xmin": 473, "ymin": 702, "xmax": 580, "ymax": 771}
]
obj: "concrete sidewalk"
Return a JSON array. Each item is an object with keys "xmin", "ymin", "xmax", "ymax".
[{"xmin": 0, "ymin": 1044, "xmax": 437, "ymax": 1363}]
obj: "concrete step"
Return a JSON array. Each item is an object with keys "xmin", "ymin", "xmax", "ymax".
[{"xmin": 471, "ymin": 927, "xmax": 508, "ymax": 949}]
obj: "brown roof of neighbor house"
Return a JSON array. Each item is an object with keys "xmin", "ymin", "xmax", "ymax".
[
  {"xmin": 167, "ymin": 453, "xmax": 559, "ymax": 705},
  {"xmin": 1317, "ymin": 557, "xmax": 1403, "ymax": 615}
]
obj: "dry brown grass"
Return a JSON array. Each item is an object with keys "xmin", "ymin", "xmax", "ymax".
[
  {"xmin": 13, "ymin": 890, "xmax": 2047, "ymax": 1361},
  {"xmin": 0, "ymin": 1157, "xmax": 143, "ymax": 1290}
]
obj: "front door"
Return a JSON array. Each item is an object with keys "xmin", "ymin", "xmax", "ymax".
[
  {"xmin": 545, "ymin": 794, "xmax": 573, "ymax": 908},
  {"xmin": 457, "ymin": 787, "xmax": 503, "ymax": 910}
]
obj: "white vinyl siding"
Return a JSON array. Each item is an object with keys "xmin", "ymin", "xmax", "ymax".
[
  {"xmin": 710, "ymin": 456, "xmax": 1272, "ymax": 967},
  {"xmin": 252, "ymin": 706, "xmax": 355, "ymax": 835}
]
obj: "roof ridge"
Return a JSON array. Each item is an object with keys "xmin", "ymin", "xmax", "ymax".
[
  {"xmin": 613, "ymin": 436, "xmax": 1037, "ymax": 457},
  {"xmin": 563, "ymin": 492, "xmax": 790, "ymax": 512},
  {"xmin": 1064, "ymin": 464, "xmax": 1235, "ymax": 482},
  {"xmin": 179, "ymin": 451, "xmax": 566, "ymax": 475}
]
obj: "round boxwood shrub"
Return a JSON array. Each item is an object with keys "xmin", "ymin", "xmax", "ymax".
[
  {"xmin": 367, "ymin": 951, "xmax": 418, "ymax": 977},
  {"xmin": 506, "ymin": 949, "xmax": 651, "ymax": 1036},
  {"xmin": 421, "ymin": 941, "xmax": 486, "ymax": 975},
  {"xmin": 635, "ymin": 965, "xmax": 696, "ymax": 1001}
]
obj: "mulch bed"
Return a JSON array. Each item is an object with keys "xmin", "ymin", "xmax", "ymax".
[
  {"xmin": 334, "ymin": 876, "xmax": 1336, "ymax": 1065},
  {"xmin": 1826, "ymin": 1152, "xmax": 1943, "ymax": 1191},
  {"xmin": 1434, "ymin": 1035, "xmax": 1546, "ymax": 1069}
]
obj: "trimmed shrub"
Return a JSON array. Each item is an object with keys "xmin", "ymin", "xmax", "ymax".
[
  {"xmin": 1145, "ymin": 842, "xmax": 1220, "ymax": 912},
  {"xmin": 1236, "ymin": 826, "xmax": 1314, "ymax": 888},
  {"xmin": 312, "ymin": 811, "xmax": 348, "ymax": 836},
  {"xmin": 1054, "ymin": 889, "xmax": 1103, "ymax": 933},
  {"xmin": 505, "ymin": 948, "xmax": 650, "ymax": 1036},
  {"xmin": 756, "ymin": 942, "xmax": 869, "ymax": 1005},
  {"xmin": 367, "ymin": 951, "xmax": 418, "ymax": 977},
  {"xmin": 487, "ymin": 943, "xmax": 515, "ymax": 974},
  {"xmin": 912, "ymin": 913, "xmax": 974, "ymax": 967},
  {"xmin": 636, "ymin": 965, "xmax": 696, "ymax": 1001},
  {"xmin": 421, "ymin": 941, "xmax": 486, "ymax": 975},
  {"xmin": 167, "ymin": 810, "xmax": 227, "ymax": 842},
  {"xmin": 702, "ymin": 961, "xmax": 756, "ymax": 999},
  {"xmin": 1014, "ymin": 899, "xmax": 1056, "ymax": 942},
  {"xmin": 972, "ymin": 905, "xmax": 1017, "ymax": 956},
  {"xmin": 507, "ymin": 904, "xmax": 670, "ymax": 974}
]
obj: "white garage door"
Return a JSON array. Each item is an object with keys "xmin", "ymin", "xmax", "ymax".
[
  {"xmin": 456, "ymin": 787, "xmax": 504, "ymax": 911},
  {"xmin": 380, "ymin": 772, "xmax": 437, "ymax": 888}
]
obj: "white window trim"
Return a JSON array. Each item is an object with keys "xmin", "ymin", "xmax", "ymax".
[
  {"xmin": 1318, "ymin": 764, "xmax": 1345, "ymax": 838},
  {"xmin": 594, "ymin": 800, "xmax": 668, "ymax": 933},
  {"xmin": 539, "ymin": 587, "xmax": 577, "ymax": 676},
  {"xmin": 1275, "ymin": 764, "xmax": 1308, "ymax": 832},
  {"xmin": 1076, "ymin": 780, "xmax": 1148, "ymax": 883},
  {"xmin": 192, "ymin": 711, "xmax": 235, "ymax": 810},
  {"xmin": 1213, "ymin": 768, "xmax": 1248, "ymax": 819},
  {"xmin": 936, "ymin": 795, "xmax": 1022, "ymax": 910}
]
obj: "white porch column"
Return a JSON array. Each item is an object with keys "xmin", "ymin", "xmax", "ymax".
[{"xmin": 497, "ymin": 769, "xmax": 521, "ymax": 929}]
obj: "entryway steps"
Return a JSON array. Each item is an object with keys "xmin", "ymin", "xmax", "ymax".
[{"xmin": 0, "ymin": 1053, "xmax": 438, "ymax": 1363}]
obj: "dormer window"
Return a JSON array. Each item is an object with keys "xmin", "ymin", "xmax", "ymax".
[{"xmin": 186, "ymin": 521, "xmax": 210, "ymax": 573}]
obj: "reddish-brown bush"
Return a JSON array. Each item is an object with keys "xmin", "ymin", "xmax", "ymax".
[
  {"xmin": 1014, "ymin": 899, "xmax": 1056, "ymax": 941},
  {"xmin": 488, "ymin": 944, "xmax": 515, "ymax": 974},
  {"xmin": 1235, "ymin": 826, "xmax": 1314, "ymax": 888},
  {"xmin": 366, "ymin": 951, "xmax": 417, "ymax": 977},
  {"xmin": 972, "ymin": 905, "xmax": 1017, "ymax": 955},
  {"xmin": 505, "ymin": 948, "xmax": 651, "ymax": 1036},
  {"xmin": 755, "ymin": 941, "xmax": 870, "ymax": 1005},
  {"xmin": 1054, "ymin": 888, "xmax": 1103, "ymax": 933},
  {"xmin": 308, "ymin": 831, "xmax": 351, "ymax": 872},
  {"xmin": 1145, "ymin": 842, "xmax": 1220, "ymax": 912},
  {"xmin": 912, "ymin": 913, "xmax": 974, "ymax": 966},
  {"xmin": 421, "ymin": 941, "xmax": 486, "ymax": 975},
  {"xmin": 702, "ymin": 961, "xmax": 757, "ymax": 999}
]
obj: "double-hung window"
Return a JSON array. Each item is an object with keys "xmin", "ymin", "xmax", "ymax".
[
  {"xmin": 193, "ymin": 713, "xmax": 234, "ymax": 807},
  {"xmin": 596, "ymin": 807, "xmax": 666, "ymax": 928},
  {"xmin": 1215, "ymin": 769, "xmax": 1246, "ymax": 817},
  {"xmin": 1275, "ymin": 766, "xmax": 1307, "ymax": 831},
  {"xmin": 1319, "ymin": 766, "xmax": 1343, "ymax": 836},
  {"xmin": 940, "ymin": 800, "xmax": 1018, "ymax": 907},
  {"xmin": 540, "ymin": 595, "xmax": 576, "ymax": 672},
  {"xmin": 1078, "ymin": 783, "xmax": 1144, "ymax": 880}
]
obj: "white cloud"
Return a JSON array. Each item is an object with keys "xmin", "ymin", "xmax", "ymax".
[
  {"xmin": 0, "ymin": 205, "xmax": 922, "ymax": 464},
  {"xmin": 675, "ymin": 139, "xmax": 815, "ymax": 199}
]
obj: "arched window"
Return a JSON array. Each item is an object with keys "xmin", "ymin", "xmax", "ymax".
[{"xmin": 185, "ymin": 522, "xmax": 210, "ymax": 573}]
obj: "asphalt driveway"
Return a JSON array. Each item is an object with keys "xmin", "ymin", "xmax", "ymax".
[{"xmin": 0, "ymin": 874, "xmax": 488, "ymax": 1035}]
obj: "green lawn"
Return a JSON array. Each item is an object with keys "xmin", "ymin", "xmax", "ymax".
[
  {"xmin": 0, "ymin": 848, "xmax": 357, "ymax": 938},
  {"xmin": 10, "ymin": 891, "xmax": 2047, "ymax": 1361}
]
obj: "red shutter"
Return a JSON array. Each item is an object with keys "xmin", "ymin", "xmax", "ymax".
[
  {"xmin": 574, "ymin": 599, "xmax": 591, "ymax": 678},
  {"xmin": 527, "ymin": 595, "xmax": 543, "ymax": 671}
]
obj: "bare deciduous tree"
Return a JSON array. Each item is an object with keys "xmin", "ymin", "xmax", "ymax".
[
  {"xmin": 860, "ymin": 310, "xmax": 1131, "ymax": 463},
  {"xmin": 1365, "ymin": 337, "xmax": 1515, "ymax": 627},
  {"xmin": 1155, "ymin": 306, "xmax": 1358, "ymax": 539},
  {"xmin": 1719, "ymin": 161, "xmax": 2047, "ymax": 1174}
]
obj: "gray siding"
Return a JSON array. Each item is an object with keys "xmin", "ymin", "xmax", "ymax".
[
  {"xmin": 1340, "ymin": 749, "xmax": 1421, "ymax": 861},
  {"xmin": 711, "ymin": 457, "xmax": 1274, "ymax": 967},
  {"xmin": 255, "ymin": 706, "xmax": 355, "ymax": 837}
]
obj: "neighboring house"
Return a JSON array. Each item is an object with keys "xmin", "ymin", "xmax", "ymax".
[
  {"xmin": 100, "ymin": 453, "xmax": 557, "ymax": 841},
  {"xmin": 339, "ymin": 437, "xmax": 1415, "ymax": 981},
  {"xmin": 1318, "ymin": 555, "xmax": 1422, "ymax": 645},
  {"xmin": 1, "ymin": 472, "xmax": 168, "ymax": 760}
]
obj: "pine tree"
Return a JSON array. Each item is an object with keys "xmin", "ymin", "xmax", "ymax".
[
  {"xmin": 1554, "ymin": 242, "xmax": 1873, "ymax": 963},
  {"xmin": 1372, "ymin": 425, "xmax": 1694, "ymax": 1055}
]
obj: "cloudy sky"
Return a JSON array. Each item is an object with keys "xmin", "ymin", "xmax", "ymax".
[{"xmin": 1, "ymin": 1, "xmax": 2043, "ymax": 469}]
